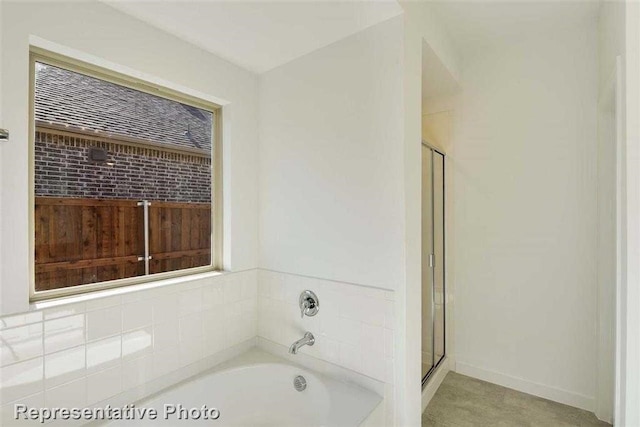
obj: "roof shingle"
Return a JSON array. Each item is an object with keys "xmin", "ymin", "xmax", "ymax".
[{"xmin": 34, "ymin": 63, "xmax": 213, "ymax": 153}]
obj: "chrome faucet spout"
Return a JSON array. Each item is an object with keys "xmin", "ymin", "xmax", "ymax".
[{"xmin": 289, "ymin": 332, "xmax": 315, "ymax": 354}]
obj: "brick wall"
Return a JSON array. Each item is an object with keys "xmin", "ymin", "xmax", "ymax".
[{"xmin": 34, "ymin": 129, "xmax": 212, "ymax": 203}]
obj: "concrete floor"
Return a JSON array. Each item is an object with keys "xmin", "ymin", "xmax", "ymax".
[{"xmin": 422, "ymin": 372, "xmax": 611, "ymax": 427}]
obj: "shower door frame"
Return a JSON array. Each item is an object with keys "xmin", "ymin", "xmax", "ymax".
[{"xmin": 421, "ymin": 140, "xmax": 446, "ymax": 388}]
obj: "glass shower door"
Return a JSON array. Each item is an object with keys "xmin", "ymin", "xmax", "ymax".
[
  {"xmin": 422, "ymin": 144, "xmax": 446, "ymax": 385},
  {"xmin": 433, "ymin": 151, "xmax": 445, "ymax": 366},
  {"xmin": 421, "ymin": 146, "xmax": 434, "ymax": 379}
]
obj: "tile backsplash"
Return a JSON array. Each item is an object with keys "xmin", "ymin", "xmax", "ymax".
[
  {"xmin": 0, "ymin": 270, "xmax": 257, "ymax": 422},
  {"xmin": 257, "ymin": 269, "xmax": 396, "ymax": 426},
  {"xmin": 0, "ymin": 268, "xmax": 396, "ymax": 425},
  {"xmin": 257, "ymin": 269, "xmax": 395, "ymax": 383}
]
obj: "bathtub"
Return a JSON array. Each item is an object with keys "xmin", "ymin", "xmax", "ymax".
[{"xmin": 105, "ymin": 350, "xmax": 382, "ymax": 426}]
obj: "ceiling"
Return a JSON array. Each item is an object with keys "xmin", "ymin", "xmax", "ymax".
[
  {"xmin": 429, "ymin": 0, "xmax": 601, "ymax": 58},
  {"xmin": 422, "ymin": 39, "xmax": 459, "ymax": 102},
  {"xmin": 103, "ymin": 0, "xmax": 403, "ymax": 74}
]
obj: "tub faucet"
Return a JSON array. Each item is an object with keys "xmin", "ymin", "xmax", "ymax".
[{"xmin": 289, "ymin": 332, "xmax": 315, "ymax": 354}]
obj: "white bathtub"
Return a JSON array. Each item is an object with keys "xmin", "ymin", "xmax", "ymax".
[{"xmin": 106, "ymin": 350, "xmax": 382, "ymax": 426}]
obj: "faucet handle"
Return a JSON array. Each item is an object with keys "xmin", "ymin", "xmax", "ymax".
[
  {"xmin": 299, "ymin": 290, "xmax": 320, "ymax": 318},
  {"xmin": 303, "ymin": 331, "xmax": 315, "ymax": 345}
]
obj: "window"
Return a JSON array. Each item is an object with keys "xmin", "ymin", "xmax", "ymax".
[{"xmin": 30, "ymin": 50, "xmax": 222, "ymax": 300}]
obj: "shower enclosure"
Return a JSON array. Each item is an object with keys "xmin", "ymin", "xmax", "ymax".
[{"xmin": 422, "ymin": 142, "xmax": 445, "ymax": 385}]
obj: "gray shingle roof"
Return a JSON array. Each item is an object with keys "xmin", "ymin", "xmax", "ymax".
[{"xmin": 34, "ymin": 63, "xmax": 212, "ymax": 153}]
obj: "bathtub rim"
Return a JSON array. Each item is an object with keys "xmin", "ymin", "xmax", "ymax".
[{"xmin": 106, "ymin": 347, "xmax": 384, "ymax": 427}]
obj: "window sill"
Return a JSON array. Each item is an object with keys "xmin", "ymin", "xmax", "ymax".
[{"xmin": 31, "ymin": 270, "xmax": 226, "ymax": 311}]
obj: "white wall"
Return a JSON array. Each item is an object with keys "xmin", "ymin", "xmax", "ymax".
[
  {"xmin": 259, "ymin": 17, "xmax": 404, "ymax": 291},
  {"xmin": 596, "ymin": 1, "xmax": 626, "ymax": 422},
  {"xmin": 599, "ymin": 2, "xmax": 625, "ymax": 93},
  {"xmin": 622, "ymin": 2, "xmax": 640, "ymax": 425},
  {"xmin": 452, "ymin": 21, "xmax": 599, "ymax": 410},
  {"xmin": 595, "ymin": 83, "xmax": 616, "ymax": 423},
  {"xmin": 0, "ymin": 1, "xmax": 259, "ymax": 316},
  {"xmin": 0, "ymin": 1, "xmax": 261, "ymax": 420},
  {"xmin": 401, "ymin": 3, "xmax": 461, "ymax": 424},
  {"xmin": 258, "ymin": 16, "xmax": 405, "ymax": 424}
]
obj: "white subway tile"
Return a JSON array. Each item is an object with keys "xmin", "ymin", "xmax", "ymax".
[
  {"xmin": 0, "ymin": 312, "xmax": 42, "ymax": 331},
  {"xmin": 225, "ymin": 314, "xmax": 254, "ymax": 346},
  {"xmin": 338, "ymin": 342, "xmax": 362, "ymax": 373},
  {"xmin": 85, "ymin": 295, "xmax": 121, "ymax": 312},
  {"xmin": 121, "ymin": 290, "xmax": 150, "ymax": 304},
  {"xmin": 289, "ymin": 301, "xmax": 319, "ymax": 333},
  {"xmin": 361, "ymin": 323, "xmax": 385, "ymax": 356},
  {"xmin": 122, "ymin": 353, "xmax": 154, "ymax": 391},
  {"xmin": 282, "ymin": 274, "xmax": 307, "ymax": 302},
  {"xmin": 86, "ymin": 306, "xmax": 121, "ymax": 342},
  {"xmin": 258, "ymin": 271, "xmax": 276, "ymax": 297},
  {"xmin": 86, "ymin": 336, "xmax": 121, "ymax": 374},
  {"xmin": 153, "ymin": 321, "xmax": 178, "ymax": 350},
  {"xmin": 43, "ymin": 302, "xmax": 85, "ymax": 321},
  {"xmin": 44, "ymin": 315, "xmax": 85, "ymax": 354},
  {"xmin": 203, "ymin": 323, "xmax": 225, "ymax": 356},
  {"xmin": 178, "ymin": 288, "xmax": 202, "ymax": 317},
  {"xmin": 338, "ymin": 292, "xmax": 359, "ymax": 320},
  {"xmin": 0, "ymin": 391, "xmax": 43, "ymax": 426},
  {"xmin": 257, "ymin": 302, "xmax": 279, "ymax": 343},
  {"xmin": 44, "ymin": 345, "xmax": 85, "ymax": 389},
  {"xmin": 0, "ymin": 324, "xmax": 43, "ymax": 367},
  {"xmin": 152, "ymin": 293, "xmax": 178, "ymax": 323},
  {"xmin": 308, "ymin": 335, "xmax": 339, "ymax": 364},
  {"xmin": 222, "ymin": 301, "xmax": 242, "ymax": 319},
  {"xmin": 178, "ymin": 279, "xmax": 202, "ymax": 292},
  {"xmin": 122, "ymin": 326, "xmax": 153, "ymax": 360},
  {"xmin": 153, "ymin": 347, "xmax": 180, "ymax": 378},
  {"xmin": 257, "ymin": 270, "xmax": 397, "ymax": 383},
  {"xmin": 0, "ymin": 357, "xmax": 44, "ymax": 405},
  {"xmin": 45, "ymin": 377, "xmax": 87, "ymax": 408},
  {"xmin": 384, "ymin": 299, "xmax": 395, "ymax": 330},
  {"xmin": 87, "ymin": 365, "xmax": 122, "ymax": 405},
  {"xmin": 361, "ymin": 353, "xmax": 386, "ymax": 381},
  {"xmin": 240, "ymin": 272, "xmax": 258, "ymax": 299},
  {"xmin": 241, "ymin": 298, "xmax": 258, "ymax": 316},
  {"xmin": 321, "ymin": 315, "xmax": 361, "ymax": 345},
  {"xmin": 322, "ymin": 280, "xmax": 343, "ymax": 294},
  {"xmin": 317, "ymin": 290, "xmax": 341, "ymax": 320},
  {"xmin": 203, "ymin": 310, "xmax": 224, "ymax": 340},
  {"xmin": 385, "ymin": 359, "xmax": 394, "ymax": 383},
  {"xmin": 362, "ymin": 286, "xmax": 388, "ymax": 301},
  {"xmin": 201, "ymin": 282, "xmax": 224, "ymax": 310},
  {"xmin": 247, "ymin": 314, "xmax": 258, "ymax": 341},
  {"xmin": 341, "ymin": 294, "xmax": 385, "ymax": 326},
  {"xmin": 384, "ymin": 329, "xmax": 394, "ymax": 360},
  {"xmin": 269, "ymin": 278, "xmax": 286, "ymax": 302},
  {"xmin": 223, "ymin": 279, "xmax": 243, "ymax": 304},
  {"xmin": 179, "ymin": 338, "xmax": 202, "ymax": 366},
  {"xmin": 179, "ymin": 313, "xmax": 203, "ymax": 344},
  {"xmin": 122, "ymin": 301, "xmax": 152, "ymax": 331}
]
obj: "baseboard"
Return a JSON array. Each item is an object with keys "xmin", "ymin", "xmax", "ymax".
[
  {"xmin": 455, "ymin": 361, "xmax": 595, "ymax": 412},
  {"xmin": 421, "ymin": 357, "xmax": 450, "ymax": 412}
]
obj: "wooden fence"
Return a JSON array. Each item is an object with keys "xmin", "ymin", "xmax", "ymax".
[{"xmin": 35, "ymin": 197, "xmax": 211, "ymax": 291}]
